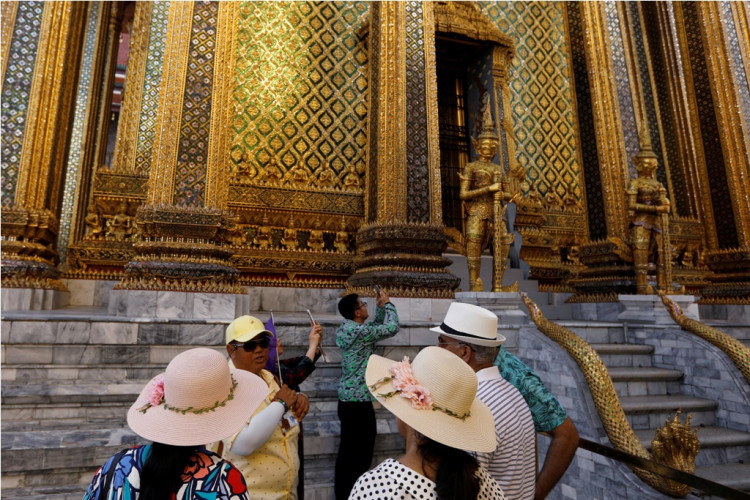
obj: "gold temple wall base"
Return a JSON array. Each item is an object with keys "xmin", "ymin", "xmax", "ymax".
[
  {"xmin": 1, "ymin": 208, "xmax": 66, "ymax": 291},
  {"xmin": 346, "ymin": 222, "xmax": 460, "ymax": 297},
  {"xmin": 115, "ymin": 204, "xmax": 243, "ymax": 294},
  {"xmin": 700, "ymin": 248, "xmax": 750, "ymax": 304}
]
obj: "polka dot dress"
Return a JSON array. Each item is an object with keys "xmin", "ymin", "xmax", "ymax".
[{"xmin": 348, "ymin": 458, "xmax": 506, "ymax": 499}]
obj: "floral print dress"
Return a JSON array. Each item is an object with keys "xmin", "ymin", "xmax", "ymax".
[{"xmin": 83, "ymin": 444, "xmax": 249, "ymax": 500}]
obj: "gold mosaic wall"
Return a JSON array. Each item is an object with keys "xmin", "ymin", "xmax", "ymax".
[
  {"xmin": 231, "ymin": 1, "xmax": 369, "ymax": 196},
  {"xmin": 479, "ymin": 2, "xmax": 583, "ymax": 210}
]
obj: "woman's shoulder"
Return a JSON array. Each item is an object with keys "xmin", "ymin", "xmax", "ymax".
[
  {"xmin": 350, "ymin": 459, "xmax": 436, "ymax": 499},
  {"xmin": 476, "ymin": 465, "xmax": 507, "ymax": 500}
]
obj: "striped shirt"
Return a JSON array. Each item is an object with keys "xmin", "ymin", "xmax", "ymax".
[{"xmin": 475, "ymin": 366, "xmax": 536, "ymax": 500}]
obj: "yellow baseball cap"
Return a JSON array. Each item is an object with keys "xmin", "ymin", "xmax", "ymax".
[{"xmin": 225, "ymin": 315, "xmax": 273, "ymax": 345}]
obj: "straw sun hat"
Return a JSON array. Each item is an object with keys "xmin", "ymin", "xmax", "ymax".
[
  {"xmin": 127, "ymin": 348, "xmax": 267, "ymax": 446},
  {"xmin": 430, "ymin": 302, "xmax": 506, "ymax": 347},
  {"xmin": 365, "ymin": 346, "xmax": 496, "ymax": 453}
]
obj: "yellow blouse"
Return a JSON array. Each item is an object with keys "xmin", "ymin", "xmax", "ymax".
[{"xmin": 220, "ymin": 369, "xmax": 300, "ymax": 500}]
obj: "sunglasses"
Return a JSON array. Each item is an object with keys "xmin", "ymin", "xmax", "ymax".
[
  {"xmin": 437, "ymin": 336, "xmax": 476, "ymax": 352},
  {"xmin": 231, "ymin": 336, "xmax": 271, "ymax": 352}
]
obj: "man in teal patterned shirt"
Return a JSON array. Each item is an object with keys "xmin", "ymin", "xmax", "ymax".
[
  {"xmin": 334, "ymin": 290, "xmax": 400, "ymax": 500},
  {"xmin": 494, "ymin": 346, "xmax": 579, "ymax": 500}
]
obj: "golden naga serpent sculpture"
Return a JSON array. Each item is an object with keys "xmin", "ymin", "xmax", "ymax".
[
  {"xmin": 657, "ymin": 292, "xmax": 750, "ymax": 384},
  {"xmin": 520, "ymin": 294, "xmax": 699, "ymax": 497}
]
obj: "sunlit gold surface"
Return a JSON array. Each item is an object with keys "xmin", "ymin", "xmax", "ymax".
[{"xmin": 1, "ymin": 2, "xmax": 86, "ymax": 290}]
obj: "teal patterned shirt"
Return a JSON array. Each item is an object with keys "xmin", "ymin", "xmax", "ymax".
[
  {"xmin": 494, "ymin": 345, "xmax": 568, "ymax": 432},
  {"xmin": 336, "ymin": 302, "xmax": 400, "ymax": 402}
]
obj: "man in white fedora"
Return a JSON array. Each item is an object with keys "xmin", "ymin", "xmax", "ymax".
[
  {"xmin": 433, "ymin": 302, "xmax": 579, "ymax": 500},
  {"xmin": 432, "ymin": 302, "xmax": 536, "ymax": 499}
]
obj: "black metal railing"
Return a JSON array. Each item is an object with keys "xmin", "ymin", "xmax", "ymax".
[{"xmin": 544, "ymin": 434, "xmax": 750, "ymax": 499}]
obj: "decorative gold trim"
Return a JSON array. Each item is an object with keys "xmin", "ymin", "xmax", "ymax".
[
  {"xmin": 205, "ymin": 1, "xmax": 236, "ymax": 210},
  {"xmin": 68, "ymin": 3, "xmax": 116, "ymax": 246},
  {"xmin": 658, "ymin": 292, "xmax": 750, "ymax": 383},
  {"xmin": 522, "ymin": 294, "xmax": 698, "ymax": 497},
  {"xmin": 375, "ymin": 1, "xmax": 408, "ymax": 221},
  {"xmin": 580, "ymin": 2, "xmax": 629, "ymax": 240},
  {"xmin": 732, "ymin": 3, "xmax": 750, "ymax": 86},
  {"xmin": 630, "ymin": 3, "xmax": 678, "ymax": 218},
  {"xmin": 698, "ymin": 2, "xmax": 750, "ymax": 247},
  {"xmin": 561, "ymin": 4, "xmax": 591, "ymax": 242},
  {"xmin": 0, "ymin": 1, "xmax": 18, "ymax": 87},
  {"xmin": 423, "ymin": 1, "xmax": 442, "ymax": 225},
  {"xmin": 111, "ymin": 2, "xmax": 152, "ymax": 174},
  {"xmin": 16, "ymin": 2, "xmax": 64, "ymax": 208},
  {"xmin": 148, "ymin": 2, "xmax": 193, "ymax": 205}
]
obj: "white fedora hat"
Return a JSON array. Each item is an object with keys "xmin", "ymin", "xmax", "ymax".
[
  {"xmin": 127, "ymin": 348, "xmax": 268, "ymax": 446},
  {"xmin": 430, "ymin": 302, "xmax": 506, "ymax": 347},
  {"xmin": 366, "ymin": 346, "xmax": 496, "ymax": 453}
]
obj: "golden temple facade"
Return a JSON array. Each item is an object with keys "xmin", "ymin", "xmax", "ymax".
[{"xmin": 2, "ymin": 1, "xmax": 749, "ymax": 303}]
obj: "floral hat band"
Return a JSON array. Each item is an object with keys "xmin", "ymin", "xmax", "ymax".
[
  {"xmin": 368, "ymin": 357, "xmax": 470, "ymax": 420},
  {"xmin": 137, "ymin": 372, "xmax": 239, "ymax": 415},
  {"xmin": 365, "ymin": 346, "xmax": 496, "ymax": 453}
]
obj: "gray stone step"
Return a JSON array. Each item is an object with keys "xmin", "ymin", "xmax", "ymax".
[
  {"xmin": 610, "ymin": 366, "xmax": 684, "ymax": 398},
  {"xmin": 608, "ymin": 367, "xmax": 684, "ymax": 382},
  {"xmin": 693, "ymin": 463, "xmax": 750, "ymax": 493},
  {"xmin": 636, "ymin": 426, "xmax": 750, "ymax": 450},
  {"xmin": 592, "ymin": 343, "xmax": 655, "ymax": 368},
  {"xmin": 0, "ymin": 485, "xmax": 87, "ymax": 500},
  {"xmin": 621, "ymin": 395, "xmax": 718, "ymax": 430},
  {"xmin": 558, "ymin": 321, "xmax": 627, "ymax": 344}
]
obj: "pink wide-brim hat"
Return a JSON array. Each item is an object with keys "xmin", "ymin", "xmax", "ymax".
[{"xmin": 127, "ymin": 348, "xmax": 267, "ymax": 446}]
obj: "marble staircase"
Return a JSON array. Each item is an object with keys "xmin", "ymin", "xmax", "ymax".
[
  {"xmin": 3, "ymin": 282, "xmax": 750, "ymax": 499},
  {"xmin": 564, "ymin": 320, "xmax": 750, "ymax": 495}
]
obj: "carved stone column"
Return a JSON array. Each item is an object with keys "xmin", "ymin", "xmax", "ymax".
[
  {"xmin": 347, "ymin": 1, "xmax": 459, "ymax": 297},
  {"xmin": 115, "ymin": 2, "xmax": 242, "ymax": 296},
  {"xmin": 1, "ymin": 2, "xmax": 87, "ymax": 303}
]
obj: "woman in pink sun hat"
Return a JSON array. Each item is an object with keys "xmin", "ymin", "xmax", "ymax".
[{"xmin": 83, "ymin": 348, "xmax": 268, "ymax": 500}]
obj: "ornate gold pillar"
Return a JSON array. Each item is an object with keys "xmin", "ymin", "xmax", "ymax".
[
  {"xmin": 116, "ymin": 1, "xmax": 242, "ymax": 293},
  {"xmin": 1, "ymin": 1, "xmax": 87, "ymax": 291},
  {"xmin": 697, "ymin": 2, "xmax": 750, "ymax": 248},
  {"xmin": 347, "ymin": 1, "xmax": 459, "ymax": 297},
  {"xmin": 693, "ymin": 2, "xmax": 750, "ymax": 303},
  {"xmin": 579, "ymin": 2, "xmax": 631, "ymax": 241}
]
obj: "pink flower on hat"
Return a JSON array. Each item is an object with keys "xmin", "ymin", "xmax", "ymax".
[
  {"xmin": 390, "ymin": 357, "xmax": 419, "ymax": 390},
  {"xmin": 400, "ymin": 384, "xmax": 432, "ymax": 410},
  {"xmin": 389, "ymin": 357, "xmax": 433, "ymax": 410},
  {"xmin": 146, "ymin": 374, "xmax": 165, "ymax": 407}
]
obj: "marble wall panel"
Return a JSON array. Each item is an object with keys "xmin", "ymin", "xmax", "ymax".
[
  {"xmin": 9, "ymin": 320, "xmax": 57, "ymax": 343},
  {"xmin": 90, "ymin": 322, "xmax": 138, "ymax": 344},
  {"xmin": 56, "ymin": 321, "xmax": 91, "ymax": 344},
  {"xmin": 192, "ymin": 293, "xmax": 236, "ymax": 320},
  {"xmin": 179, "ymin": 323, "xmax": 225, "ymax": 345}
]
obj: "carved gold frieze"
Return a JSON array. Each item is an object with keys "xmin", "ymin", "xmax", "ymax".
[
  {"xmin": 94, "ymin": 171, "xmax": 149, "ymax": 198},
  {"xmin": 115, "ymin": 204, "xmax": 242, "ymax": 294},
  {"xmin": 228, "ymin": 184, "xmax": 363, "ymax": 215},
  {"xmin": 434, "ymin": 1, "xmax": 513, "ymax": 49},
  {"xmin": 699, "ymin": 247, "xmax": 750, "ymax": 304}
]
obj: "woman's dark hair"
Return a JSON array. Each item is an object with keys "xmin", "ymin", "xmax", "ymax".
[
  {"xmin": 417, "ymin": 433, "xmax": 480, "ymax": 500},
  {"xmin": 338, "ymin": 293, "xmax": 360, "ymax": 320},
  {"xmin": 140, "ymin": 442, "xmax": 199, "ymax": 500}
]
